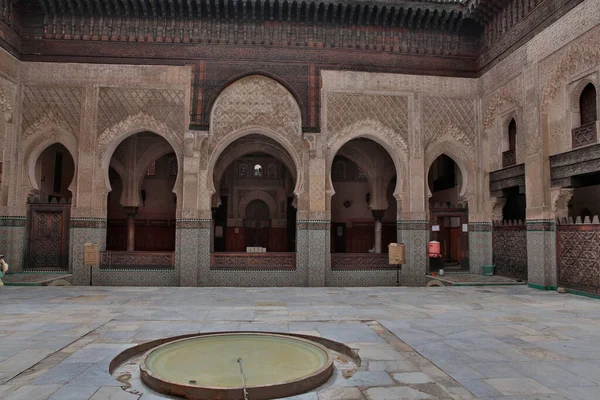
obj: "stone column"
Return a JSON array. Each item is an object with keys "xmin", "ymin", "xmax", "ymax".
[
  {"xmin": 468, "ymin": 222, "xmax": 493, "ymax": 274},
  {"xmin": 398, "ymin": 219, "xmax": 429, "ymax": 286},
  {"xmin": 177, "ymin": 132, "xmax": 208, "ymax": 287},
  {"xmin": 71, "ymin": 85, "xmax": 107, "ymax": 286},
  {"xmin": 397, "ymin": 93, "xmax": 429, "ymax": 286},
  {"xmin": 372, "ymin": 210, "xmax": 385, "ymax": 253},
  {"xmin": 305, "ymin": 134, "xmax": 328, "ymax": 287},
  {"xmin": 124, "ymin": 207, "xmax": 138, "ymax": 251},
  {"xmin": 523, "ymin": 63, "xmax": 558, "ymax": 290}
]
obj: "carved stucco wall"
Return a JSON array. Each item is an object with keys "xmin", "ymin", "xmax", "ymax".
[
  {"xmin": 479, "ymin": 0, "xmax": 600, "ymax": 221},
  {"xmin": 325, "ymin": 93, "xmax": 409, "ymax": 152},
  {"xmin": 206, "ymin": 75, "xmax": 306, "ymax": 215},
  {"xmin": 539, "ymin": 26, "xmax": 600, "ymax": 156},
  {"xmin": 12, "ymin": 63, "xmax": 191, "ymax": 218},
  {"xmin": 321, "ymin": 70, "xmax": 480, "ymax": 219}
]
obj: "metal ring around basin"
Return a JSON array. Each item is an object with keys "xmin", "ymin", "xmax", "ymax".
[{"xmin": 139, "ymin": 332, "xmax": 334, "ymax": 400}]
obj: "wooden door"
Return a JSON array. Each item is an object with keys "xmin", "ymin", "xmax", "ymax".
[
  {"xmin": 331, "ymin": 223, "xmax": 346, "ymax": 253},
  {"xmin": 430, "ymin": 208, "xmax": 469, "ymax": 270},
  {"xmin": 26, "ymin": 204, "xmax": 70, "ymax": 271}
]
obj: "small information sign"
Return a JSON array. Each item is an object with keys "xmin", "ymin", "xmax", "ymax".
[{"xmin": 83, "ymin": 243, "xmax": 99, "ymax": 266}]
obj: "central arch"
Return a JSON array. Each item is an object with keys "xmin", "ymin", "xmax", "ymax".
[{"xmin": 211, "ymin": 133, "xmax": 299, "ymax": 254}]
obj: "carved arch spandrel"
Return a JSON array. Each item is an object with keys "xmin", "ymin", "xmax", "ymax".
[{"xmin": 206, "ymin": 75, "xmax": 306, "ymax": 208}]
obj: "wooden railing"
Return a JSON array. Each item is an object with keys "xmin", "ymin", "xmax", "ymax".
[
  {"xmin": 572, "ymin": 121, "xmax": 597, "ymax": 149},
  {"xmin": 331, "ymin": 253, "xmax": 395, "ymax": 270},
  {"xmin": 100, "ymin": 251, "xmax": 175, "ymax": 270},
  {"xmin": 492, "ymin": 220, "xmax": 527, "ymax": 281},
  {"xmin": 557, "ymin": 216, "xmax": 600, "ymax": 294},
  {"xmin": 211, "ymin": 252, "xmax": 296, "ymax": 270},
  {"xmin": 502, "ymin": 149, "xmax": 516, "ymax": 168}
]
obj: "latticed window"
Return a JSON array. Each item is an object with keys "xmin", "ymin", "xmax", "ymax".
[
  {"xmin": 267, "ymin": 164, "xmax": 277, "ymax": 179},
  {"xmin": 580, "ymin": 83, "xmax": 597, "ymax": 125},
  {"xmin": 169, "ymin": 159, "xmax": 178, "ymax": 176},
  {"xmin": 357, "ymin": 167, "xmax": 367, "ymax": 181},
  {"xmin": 333, "ymin": 161, "xmax": 345, "ymax": 181},
  {"xmin": 146, "ymin": 161, "xmax": 156, "ymax": 176},
  {"xmin": 254, "ymin": 164, "xmax": 263, "ymax": 177},
  {"xmin": 239, "ymin": 163, "xmax": 249, "ymax": 178}
]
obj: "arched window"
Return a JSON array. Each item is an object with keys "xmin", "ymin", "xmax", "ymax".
[
  {"xmin": 508, "ymin": 119, "xmax": 517, "ymax": 151},
  {"xmin": 239, "ymin": 163, "xmax": 249, "ymax": 178},
  {"xmin": 267, "ymin": 164, "xmax": 277, "ymax": 179},
  {"xmin": 253, "ymin": 164, "xmax": 263, "ymax": 177},
  {"xmin": 580, "ymin": 83, "xmax": 597, "ymax": 125}
]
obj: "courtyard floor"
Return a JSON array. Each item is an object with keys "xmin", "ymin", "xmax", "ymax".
[{"xmin": 0, "ymin": 286, "xmax": 599, "ymax": 400}]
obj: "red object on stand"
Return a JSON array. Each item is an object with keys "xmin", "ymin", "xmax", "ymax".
[{"xmin": 428, "ymin": 241, "xmax": 441, "ymax": 258}]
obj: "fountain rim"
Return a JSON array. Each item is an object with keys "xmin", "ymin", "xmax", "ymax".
[{"xmin": 139, "ymin": 332, "xmax": 335, "ymax": 399}]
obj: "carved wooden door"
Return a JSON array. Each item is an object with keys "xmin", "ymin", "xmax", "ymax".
[{"xmin": 26, "ymin": 204, "xmax": 70, "ymax": 271}]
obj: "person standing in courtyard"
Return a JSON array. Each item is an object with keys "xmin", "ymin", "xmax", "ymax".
[{"xmin": 0, "ymin": 255, "xmax": 8, "ymax": 286}]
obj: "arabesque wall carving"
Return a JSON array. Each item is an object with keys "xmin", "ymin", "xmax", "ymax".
[
  {"xmin": 97, "ymin": 87, "xmax": 185, "ymax": 140},
  {"xmin": 210, "ymin": 75, "xmax": 302, "ymax": 146},
  {"xmin": 324, "ymin": 93, "xmax": 408, "ymax": 151},
  {"xmin": 422, "ymin": 96, "xmax": 477, "ymax": 151},
  {"xmin": 22, "ymin": 86, "xmax": 82, "ymax": 137}
]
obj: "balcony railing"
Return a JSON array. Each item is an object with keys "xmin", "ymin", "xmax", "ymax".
[
  {"xmin": 502, "ymin": 149, "xmax": 516, "ymax": 168},
  {"xmin": 331, "ymin": 253, "xmax": 395, "ymax": 270},
  {"xmin": 100, "ymin": 251, "xmax": 175, "ymax": 270},
  {"xmin": 211, "ymin": 252, "xmax": 296, "ymax": 270},
  {"xmin": 572, "ymin": 121, "xmax": 598, "ymax": 149}
]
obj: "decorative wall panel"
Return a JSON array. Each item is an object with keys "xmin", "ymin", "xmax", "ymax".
[
  {"xmin": 22, "ymin": 86, "xmax": 82, "ymax": 136},
  {"xmin": 557, "ymin": 224, "xmax": 600, "ymax": 294},
  {"xmin": 493, "ymin": 224, "xmax": 528, "ymax": 281},
  {"xmin": 423, "ymin": 97, "xmax": 476, "ymax": 150},
  {"xmin": 97, "ymin": 87, "xmax": 185, "ymax": 137},
  {"xmin": 325, "ymin": 93, "xmax": 408, "ymax": 150}
]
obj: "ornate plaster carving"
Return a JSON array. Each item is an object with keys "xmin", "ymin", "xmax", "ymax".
[
  {"xmin": 490, "ymin": 196, "xmax": 507, "ymax": 221},
  {"xmin": 97, "ymin": 112, "xmax": 182, "ymax": 148},
  {"xmin": 22, "ymin": 86, "xmax": 82, "ymax": 137},
  {"xmin": 423, "ymin": 96, "xmax": 476, "ymax": 151},
  {"xmin": 482, "ymin": 86, "xmax": 520, "ymax": 130},
  {"xmin": 210, "ymin": 75, "xmax": 302, "ymax": 148},
  {"xmin": 97, "ymin": 87, "xmax": 185, "ymax": 139},
  {"xmin": 207, "ymin": 76, "xmax": 305, "ymax": 205},
  {"xmin": 540, "ymin": 28, "xmax": 600, "ymax": 110},
  {"xmin": 328, "ymin": 118, "xmax": 407, "ymax": 151},
  {"xmin": 551, "ymin": 187, "xmax": 574, "ymax": 220},
  {"xmin": 0, "ymin": 84, "xmax": 13, "ymax": 122},
  {"xmin": 325, "ymin": 93, "xmax": 409, "ymax": 151}
]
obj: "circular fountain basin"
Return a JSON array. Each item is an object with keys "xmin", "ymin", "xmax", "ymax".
[{"xmin": 140, "ymin": 332, "xmax": 334, "ymax": 400}]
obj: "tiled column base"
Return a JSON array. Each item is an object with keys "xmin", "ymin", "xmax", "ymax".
[
  {"xmin": 526, "ymin": 220, "xmax": 557, "ymax": 290},
  {"xmin": 304, "ymin": 220, "xmax": 329, "ymax": 287},
  {"xmin": 468, "ymin": 222, "xmax": 493, "ymax": 275},
  {"xmin": 398, "ymin": 221, "xmax": 428, "ymax": 286},
  {"xmin": 0, "ymin": 216, "xmax": 26, "ymax": 273},
  {"xmin": 70, "ymin": 218, "xmax": 106, "ymax": 286},
  {"xmin": 176, "ymin": 219, "xmax": 211, "ymax": 287}
]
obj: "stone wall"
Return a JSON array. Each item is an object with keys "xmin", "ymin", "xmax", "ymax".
[
  {"xmin": 0, "ymin": 0, "xmax": 598, "ymax": 286},
  {"xmin": 480, "ymin": 0, "xmax": 600, "ymax": 289}
]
